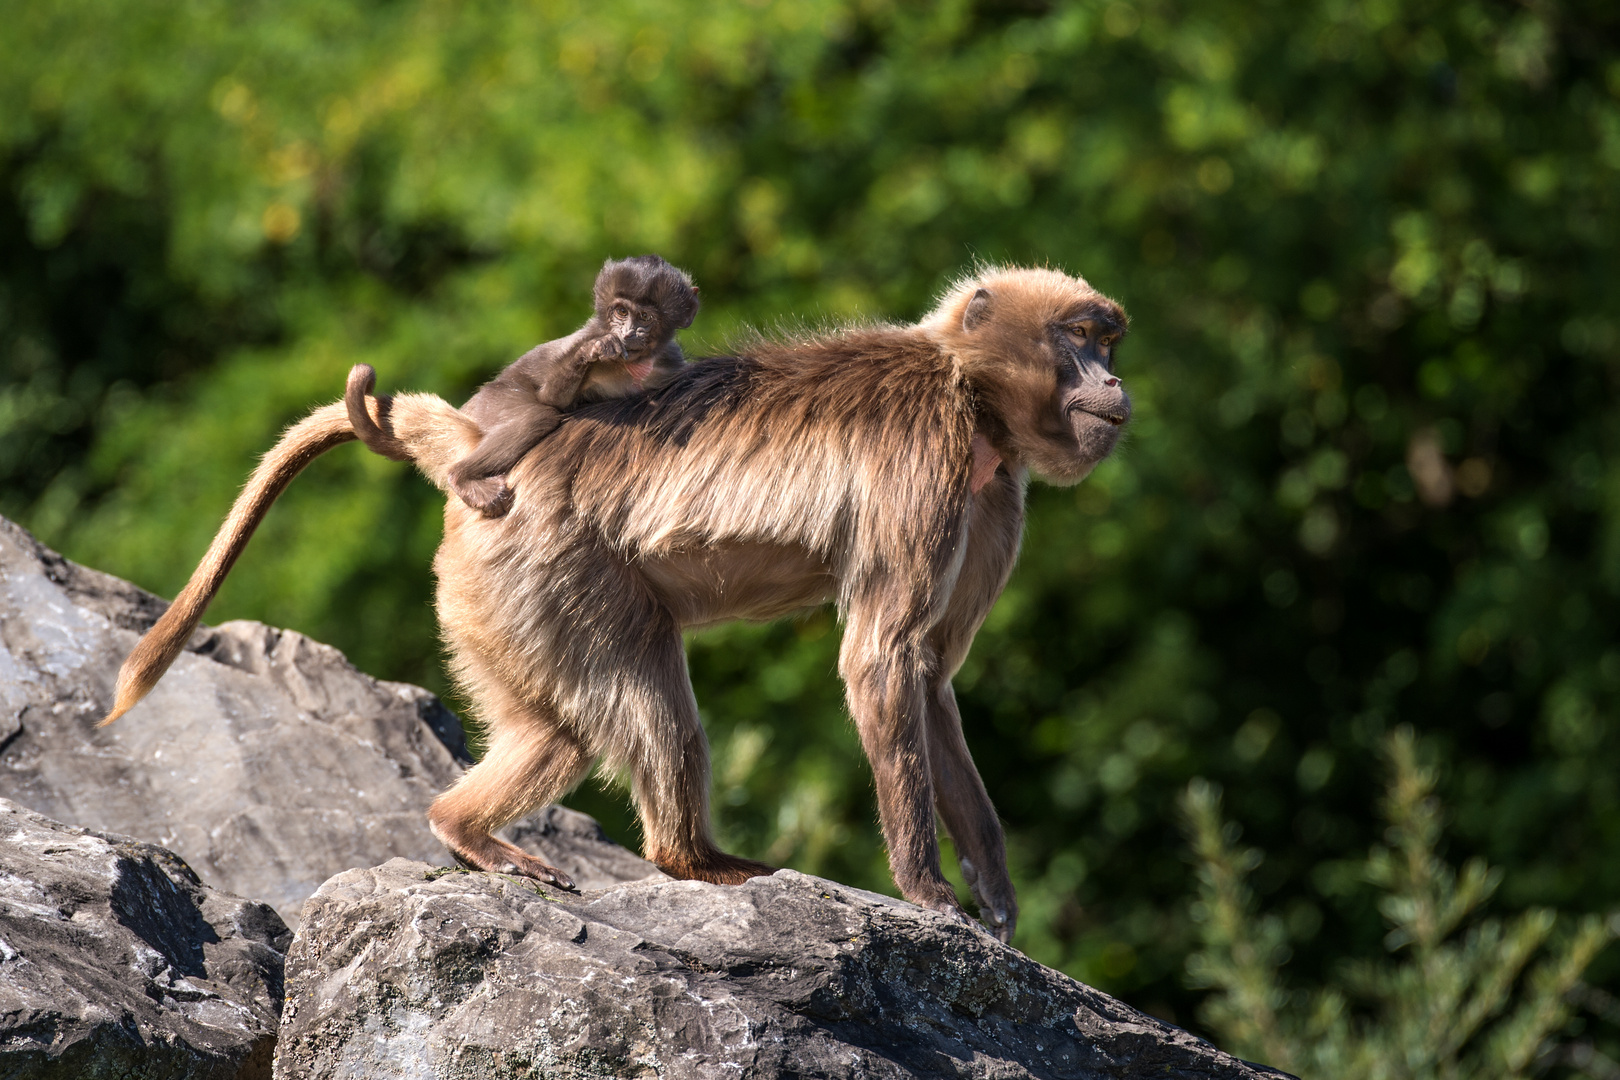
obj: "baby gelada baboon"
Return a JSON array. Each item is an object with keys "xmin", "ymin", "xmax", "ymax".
[{"xmin": 448, "ymin": 254, "xmax": 699, "ymax": 516}]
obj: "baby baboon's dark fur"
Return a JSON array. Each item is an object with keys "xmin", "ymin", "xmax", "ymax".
[{"xmin": 350, "ymin": 255, "xmax": 699, "ymax": 517}]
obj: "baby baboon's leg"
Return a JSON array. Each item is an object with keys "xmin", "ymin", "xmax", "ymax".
[
  {"xmin": 448, "ymin": 406, "xmax": 565, "ymax": 517},
  {"xmin": 625, "ymin": 630, "xmax": 774, "ymax": 885},
  {"xmin": 427, "ymin": 674, "xmax": 592, "ymax": 889}
]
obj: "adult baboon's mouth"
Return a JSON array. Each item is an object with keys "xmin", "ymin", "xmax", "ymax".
[{"xmin": 1069, "ymin": 403, "xmax": 1128, "ymax": 427}]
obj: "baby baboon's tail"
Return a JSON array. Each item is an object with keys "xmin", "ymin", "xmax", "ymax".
[
  {"xmin": 344, "ymin": 364, "xmax": 481, "ymax": 492},
  {"xmin": 101, "ymin": 401, "xmax": 356, "ymax": 725},
  {"xmin": 345, "ymin": 364, "xmax": 412, "ymax": 461}
]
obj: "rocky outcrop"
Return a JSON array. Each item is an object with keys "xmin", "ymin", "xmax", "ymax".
[
  {"xmin": 274, "ymin": 860, "xmax": 1286, "ymax": 1080},
  {"xmin": 0, "ymin": 516, "xmax": 660, "ymax": 927},
  {"xmin": 0, "ymin": 798, "xmax": 287, "ymax": 1080},
  {"xmin": 0, "ymin": 515, "xmax": 1286, "ymax": 1078}
]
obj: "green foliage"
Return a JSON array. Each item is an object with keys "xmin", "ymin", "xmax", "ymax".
[
  {"xmin": 1185, "ymin": 728, "xmax": 1617, "ymax": 1078},
  {"xmin": 3, "ymin": 0, "xmax": 1619, "ymax": 1060}
]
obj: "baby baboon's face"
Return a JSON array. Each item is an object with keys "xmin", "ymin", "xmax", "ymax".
[{"xmin": 607, "ymin": 298, "xmax": 665, "ymax": 355}]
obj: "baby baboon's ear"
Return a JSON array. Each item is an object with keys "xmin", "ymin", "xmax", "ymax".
[{"xmin": 962, "ymin": 288, "xmax": 992, "ymax": 332}]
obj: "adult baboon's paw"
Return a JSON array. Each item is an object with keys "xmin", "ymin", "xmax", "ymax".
[
  {"xmin": 655, "ymin": 850, "xmax": 775, "ymax": 886},
  {"xmin": 922, "ymin": 897, "xmax": 977, "ymax": 927},
  {"xmin": 502, "ymin": 851, "xmax": 576, "ymax": 891},
  {"xmin": 432, "ymin": 822, "xmax": 576, "ymax": 890},
  {"xmin": 960, "ymin": 857, "xmax": 1018, "ymax": 943}
]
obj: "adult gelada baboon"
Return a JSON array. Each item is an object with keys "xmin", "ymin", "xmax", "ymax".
[{"xmin": 104, "ymin": 265, "xmax": 1130, "ymax": 941}]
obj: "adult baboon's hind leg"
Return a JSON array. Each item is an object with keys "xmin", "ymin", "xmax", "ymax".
[
  {"xmin": 627, "ymin": 629, "xmax": 775, "ymax": 886},
  {"xmin": 427, "ymin": 675, "xmax": 592, "ymax": 889}
]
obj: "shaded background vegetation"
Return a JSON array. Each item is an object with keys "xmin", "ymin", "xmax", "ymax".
[{"xmin": 4, "ymin": 0, "xmax": 1618, "ymax": 1064}]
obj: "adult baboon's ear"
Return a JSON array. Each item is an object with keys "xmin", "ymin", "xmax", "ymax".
[{"xmin": 962, "ymin": 288, "xmax": 992, "ymax": 332}]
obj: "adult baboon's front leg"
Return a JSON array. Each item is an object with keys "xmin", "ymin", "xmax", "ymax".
[
  {"xmin": 926, "ymin": 474, "xmax": 1026, "ymax": 940},
  {"xmin": 926, "ymin": 681, "xmax": 1016, "ymax": 941},
  {"xmin": 838, "ymin": 597, "xmax": 963, "ymax": 920}
]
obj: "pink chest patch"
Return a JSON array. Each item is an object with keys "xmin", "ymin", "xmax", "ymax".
[{"xmin": 969, "ymin": 433, "xmax": 1002, "ymax": 495}]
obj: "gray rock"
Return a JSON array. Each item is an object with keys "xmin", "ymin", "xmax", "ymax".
[
  {"xmin": 0, "ymin": 515, "xmax": 659, "ymax": 928},
  {"xmin": 274, "ymin": 860, "xmax": 1288, "ymax": 1080},
  {"xmin": 0, "ymin": 797, "xmax": 287, "ymax": 1080},
  {"xmin": 501, "ymin": 804, "xmax": 663, "ymax": 892}
]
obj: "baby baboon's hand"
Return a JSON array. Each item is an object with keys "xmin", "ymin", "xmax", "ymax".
[{"xmin": 589, "ymin": 335, "xmax": 627, "ymax": 363}]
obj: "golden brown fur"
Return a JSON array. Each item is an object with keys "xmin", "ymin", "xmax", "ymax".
[{"xmin": 104, "ymin": 265, "xmax": 1129, "ymax": 941}]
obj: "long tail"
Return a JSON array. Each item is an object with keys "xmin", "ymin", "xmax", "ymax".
[
  {"xmin": 100, "ymin": 402, "xmax": 356, "ymax": 724},
  {"xmin": 101, "ymin": 372, "xmax": 479, "ymax": 726}
]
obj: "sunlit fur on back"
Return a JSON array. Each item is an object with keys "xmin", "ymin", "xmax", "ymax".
[
  {"xmin": 565, "ymin": 328, "xmax": 974, "ymax": 591},
  {"xmin": 101, "ymin": 264, "xmax": 1128, "ymax": 944}
]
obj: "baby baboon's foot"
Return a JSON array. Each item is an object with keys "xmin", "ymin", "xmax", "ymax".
[
  {"xmin": 654, "ymin": 849, "xmax": 776, "ymax": 886},
  {"xmin": 451, "ymin": 473, "xmax": 514, "ymax": 518}
]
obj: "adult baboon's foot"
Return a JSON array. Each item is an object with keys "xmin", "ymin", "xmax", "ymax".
[
  {"xmin": 653, "ymin": 849, "xmax": 776, "ymax": 886},
  {"xmin": 451, "ymin": 473, "xmax": 515, "ymax": 518},
  {"xmin": 432, "ymin": 822, "xmax": 576, "ymax": 890},
  {"xmin": 958, "ymin": 856, "xmax": 1018, "ymax": 942},
  {"xmin": 903, "ymin": 877, "xmax": 978, "ymax": 930},
  {"xmin": 920, "ymin": 896, "xmax": 977, "ymax": 928}
]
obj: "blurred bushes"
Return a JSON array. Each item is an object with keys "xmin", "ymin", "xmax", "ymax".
[
  {"xmin": 3, "ymin": 0, "xmax": 1618, "ymax": 1057},
  {"xmin": 1185, "ymin": 728, "xmax": 1617, "ymax": 1078}
]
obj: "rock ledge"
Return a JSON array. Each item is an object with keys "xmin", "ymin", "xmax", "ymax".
[{"xmin": 275, "ymin": 859, "xmax": 1286, "ymax": 1079}]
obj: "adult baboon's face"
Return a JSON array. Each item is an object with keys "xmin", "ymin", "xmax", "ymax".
[
  {"xmin": 940, "ymin": 268, "xmax": 1131, "ymax": 487},
  {"xmin": 1051, "ymin": 304, "xmax": 1130, "ymax": 476}
]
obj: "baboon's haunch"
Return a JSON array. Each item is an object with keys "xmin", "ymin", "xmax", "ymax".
[
  {"xmin": 350, "ymin": 255, "xmax": 699, "ymax": 517},
  {"xmin": 105, "ymin": 266, "xmax": 1130, "ymax": 941}
]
